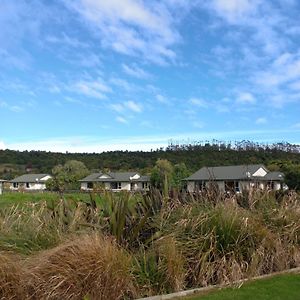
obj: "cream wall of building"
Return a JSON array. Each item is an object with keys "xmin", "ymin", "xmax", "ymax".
[
  {"xmin": 10, "ymin": 183, "xmax": 47, "ymax": 191},
  {"xmin": 188, "ymin": 180, "xmax": 282, "ymax": 192},
  {"xmin": 81, "ymin": 181, "xmax": 149, "ymax": 191}
]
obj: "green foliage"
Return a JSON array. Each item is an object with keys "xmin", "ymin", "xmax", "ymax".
[
  {"xmin": 173, "ymin": 163, "xmax": 190, "ymax": 189},
  {"xmin": 150, "ymin": 159, "xmax": 174, "ymax": 195},
  {"xmin": 1, "ymin": 141, "xmax": 300, "ymax": 182},
  {"xmin": 46, "ymin": 160, "xmax": 89, "ymax": 192},
  {"xmin": 85, "ymin": 191, "xmax": 162, "ymax": 247},
  {"xmin": 284, "ymin": 165, "xmax": 300, "ymax": 190}
]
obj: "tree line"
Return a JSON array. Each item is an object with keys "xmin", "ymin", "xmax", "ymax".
[{"xmin": 0, "ymin": 140, "xmax": 300, "ymax": 189}]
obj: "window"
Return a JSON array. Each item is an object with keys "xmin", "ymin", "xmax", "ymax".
[
  {"xmin": 235, "ymin": 181, "xmax": 240, "ymax": 192},
  {"xmin": 26, "ymin": 182, "xmax": 30, "ymax": 188},
  {"xmin": 196, "ymin": 181, "xmax": 206, "ymax": 191},
  {"xmin": 110, "ymin": 182, "xmax": 122, "ymax": 189},
  {"xmin": 142, "ymin": 182, "xmax": 149, "ymax": 189},
  {"xmin": 13, "ymin": 182, "xmax": 19, "ymax": 188},
  {"xmin": 225, "ymin": 181, "xmax": 235, "ymax": 192},
  {"xmin": 87, "ymin": 182, "xmax": 93, "ymax": 189}
]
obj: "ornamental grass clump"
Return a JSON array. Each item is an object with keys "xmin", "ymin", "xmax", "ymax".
[
  {"xmin": 0, "ymin": 190, "xmax": 300, "ymax": 298},
  {"xmin": 133, "ymin": 236, "xmax": 186, "ymax": 296},
  {"xmin": 252, "ymin": 191, "xmax": 300, "ymax": 270},
  {"xmin": 25, "ymin": 234, "xmax": 134, "ymax": 300},
  {"xmin": 160, "ymin": 199, "xmax": 288, "ymax": 287},
  {"xmin": 0, "ymin": 252, "xmax": 25, "ymax": 300}
]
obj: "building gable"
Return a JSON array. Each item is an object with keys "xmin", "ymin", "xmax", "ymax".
[
  {"xmin": 252, "ymin": 167, "xmax": 268, "ymax": 177},
  {"xmin": 40, "ymin": 175, "xmax": 52, "ymax": 181},
  {"xmin": 99, "ymin": 174, "xmax": 111, "ymax": 179},
  {"xmin": 130, "ymin": 173, "xmax": 140, "ymax": 180}
]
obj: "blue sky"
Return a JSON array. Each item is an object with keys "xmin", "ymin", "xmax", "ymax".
[{"xmin": 1, "ymin": 0, "xmax": 300, "ymax": 152}]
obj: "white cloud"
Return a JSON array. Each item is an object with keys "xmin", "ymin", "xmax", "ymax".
[
  {"xmin": 122, "ymin": 64, "xmax": 150, "ymax": 79},
  {"xmin": 111, "ymin": 101, "xmax": 142, "ymax": 113},
  {"xmin": 206, "ymin": 0, "xmax": 289, "ymax": 59},
  {"xmin": 9, "ymin": 105, "xmax": 23, "ymax": 113},
  {"xmin": 255, "ymin": 117, "xmax": 267, "ymax": 124},
  {"xmin": 156, "ymin": 94, "xmax": 169, "ymax": 104},
  {"xmin": 0, "ymin": 140, "xmax": 5, "ymax": 149},
  {"xmin": 49, "ymin": 85, "xmax": 61, "ymax": 93},
  {"xmin": 110, "ymin": 103, "xmax": 124, "ymax": 113},
  {"xmin": 189, "ymin": 97, "xmax": 208, "ymax": 108},
  {"xmin": 140, "ymin": 120, "xmax": 153, "ymax": 128},
  {"xmin": 110, "ymin": 77, "xmax": 133, "ymax": 91},
  {"xmin": 76, "ymin": 53, "xmax": 102, "ymax": 68},
  {"xmin": 249, "ymin": 51, "xmax": 300, "ymax": 107},
  {"xmin": 64, "ymin": 96, "xmax": 84, "ymax": 105},
  {"xmin": 72, "ymin": 78, "xmax": 111, "ymax": 99},
  {"xmin": 64, "ymin": 0, "xmax": 180, "ymax": 64},
  {"xmin": 45, "ymin": 32, "xmax": 89, "ymax": 48},
  {"xmin": 0, "ymin": 100, "xmax": 23, "ymax": 112},
  {"xmin": 192, "ymin": 121, "xmax": 205, "ymax": 129},
  {"xmin": 125, "ymin": 100, "xmax": 142, "ymax": 113},
  {"xmin": 289, "ymin": 80, "xmax": 300, "ymax": 91},
  {"xmin": 209, "ymin": 0, "xmax": 260, "ymax": 23},
  {"xmin": 254, "ymin": 53, "xmax": 300, "ymax": 88},
  {"xmin": 3, "ymin": 128, "xmax": 300, "ymax": 153},
  {"xmin": 116, "ymin": 116, "xmax": 128, "ymax": 124},
  {"xmin": 215, "ymin": 103, "xmax": 230, "ymax": 113},
  {"xmin": 236, "ymin": 92, "xmax": 256, "ymax": 104},
  {"xmin": 0, "ymin": 48, "xmax": 31, "ymax": 70}
]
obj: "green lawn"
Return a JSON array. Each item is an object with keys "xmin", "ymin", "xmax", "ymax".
[
  {"xmin": 0, "ymin": 191, "xmax": 90, "ymax": 207},
  {"xmin": 182, "ymin": 273, "xmax": 300, "ymax": 300}
]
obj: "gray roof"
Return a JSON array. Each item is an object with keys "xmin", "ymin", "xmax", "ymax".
[
  {"xmin": 261, "ymin": 172, "xmax": 284, "ymax": 181},
  {"xmin": 186, "ymin": 164, "xmax": 269, "ymax": 181},
  {"xmin": 79, "ymin": 172, "xmax": 150, "ymax": 182},
  {"xmin": 10, "ymin": 174, "xmax": 51, "ymax": 183}
]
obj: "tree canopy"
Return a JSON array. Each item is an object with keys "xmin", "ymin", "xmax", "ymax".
[
  {"xmin": 1, "ymin": 140, "xmax": 300, "ymax": 190},
  {"xmin": 46, "ymin": 160, "xmax": 89, "ymax": 192}
]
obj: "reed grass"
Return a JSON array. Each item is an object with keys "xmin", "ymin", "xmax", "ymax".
[
  {"xmin": 0, "ymin": 189, "xmax": 299, "ymax": 298},
  {"xmin": 0, "ymin": 252, "xmax": 24, "ymax": 300}
]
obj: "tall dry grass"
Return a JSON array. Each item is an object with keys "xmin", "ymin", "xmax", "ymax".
[
  {"xmin": 25, "ymin": 234, "xmax": 133, "ymax": 300},
  {"xmin": 157, "ymin": 190, "xmax": 300, "ymax": 289},
  {"xmin": 0, "ymin": 252, "xmax": 24, "ymax": 300},
  {"xmin": 0, "ymin": 189, "xmax": 300, "ymax": 298},
  {"xmin": 0, "ymin": 234, "xmax": 134, "ymax": 300}
]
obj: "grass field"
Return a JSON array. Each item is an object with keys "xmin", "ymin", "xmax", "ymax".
[
  {"xmin": 0, "ymin": 191, "xmax": 90, "ymax": 207},
  {"xmin": 183, "ymin": 273, "xmax": 300, "ymax": 300}
]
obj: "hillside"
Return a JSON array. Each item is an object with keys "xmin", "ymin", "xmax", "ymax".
[{"xmin": 1, "ymin": 141, "xmax": 300, "ymax": 180}]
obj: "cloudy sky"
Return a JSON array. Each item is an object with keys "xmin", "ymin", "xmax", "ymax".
[{"xmin": 1, "ymin": 0, "xmax": 300, "ymax": 152}]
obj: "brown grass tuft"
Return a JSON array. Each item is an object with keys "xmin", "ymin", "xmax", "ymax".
[
  {"xmin": 0, "ymin": 252, "xmax": 24, "ymax": 300},
  {"xmin": 25, "ymin": 234, "xmax": 133, "ymax": 300}
]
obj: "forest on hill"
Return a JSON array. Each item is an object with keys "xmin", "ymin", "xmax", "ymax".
[{"xmin": 0, "ymin": 140, "xmax": 300, "ymax": 182}]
